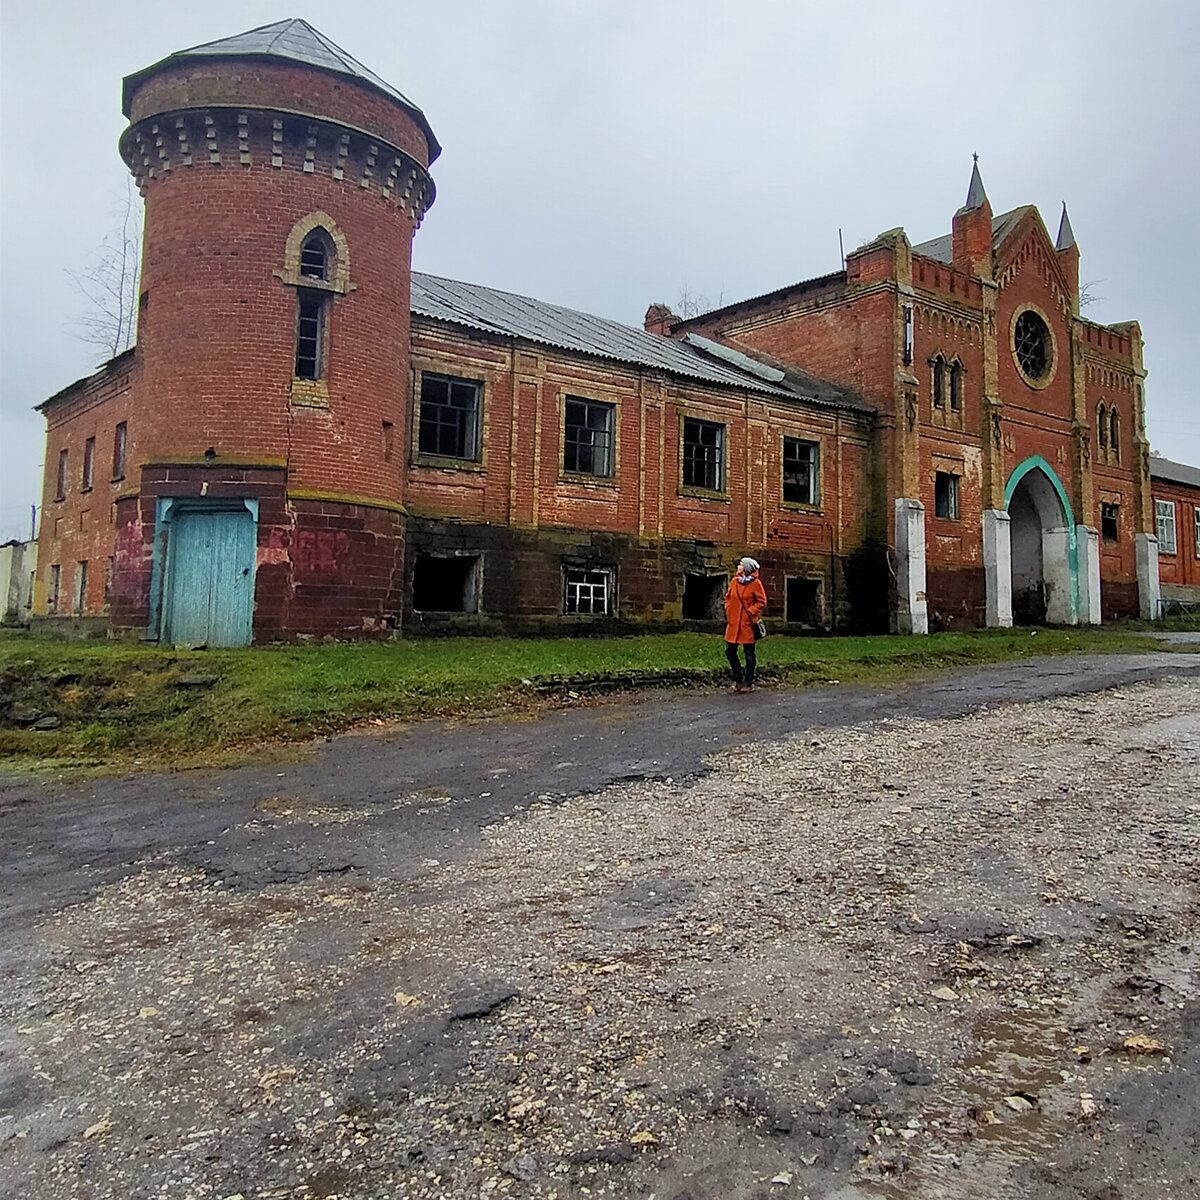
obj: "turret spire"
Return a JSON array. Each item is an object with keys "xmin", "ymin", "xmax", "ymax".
[
  {"xmin": 963, "ymin": 153, "xmax": 988, "ymax": 211},
  {"xmin": 1055, "ymin": 202, "xmax": 1076, "ymax": 251}
]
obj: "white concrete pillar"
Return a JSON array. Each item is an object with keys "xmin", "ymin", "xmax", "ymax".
[
  {"xmin": 1075, "ymin": 525, "xmax": 1102, "ymax": 625},
  {"xmin": 982, "ymin": 509, "xmax": 1012, "ymax": 628},
  {"xmin": 1136, "ymin": 532, "xmax": 1161, "ymax": 620},
  {"xmin": 894, "ymin": 497, "xmax": 928, "ymax": 635},
  {"xmin": 1042, "ymin": 528, "xmax": 1074, "ymax": 625}
]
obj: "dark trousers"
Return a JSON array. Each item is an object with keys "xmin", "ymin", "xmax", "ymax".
[{"xmin": 725, "ymin": 640, "xmax": 756, "ymax": 685}]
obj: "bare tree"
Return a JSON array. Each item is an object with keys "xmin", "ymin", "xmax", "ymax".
[
  {"xmin": 676, "ymin": 284, "xmax": 724, "ymax": 320},
  {"xmin": 1079, "ymin": 279, "xmax": 1105, "ymax": 311},
  {"xmin": 68, "ymin": 179, "xmax": 143, "ymax": 359}
]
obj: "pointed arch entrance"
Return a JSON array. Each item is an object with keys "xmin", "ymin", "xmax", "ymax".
[{"xmin": 1004, "ymin": 457, "xmax": 1078, "ymax": 625}]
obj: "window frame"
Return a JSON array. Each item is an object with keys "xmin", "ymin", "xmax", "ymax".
[
  {"xmin": 48, "ymin": 564, "xmax": 61, "ymax": 614},
  {"xmin": 74, "ymin": 560, "xmax": 89, "ymax": 615},
  {"xmin": 781, "ymin": 435, "xmax": 820, "ymax": 507},
  {"xmin": 416, "ymin": 371, "xmax": 484, "ymax": 465},
  {"xmin": 1194, "ymin": 506, "xmax": 1200, "ymax": 559},
  {"xmin": 949, "ymin": 362, "xmax": 963, "ymax": 413},
  {"xmin": 1156, "ymin": 499, "xmax": 1177, "ymax": 555},
  {"xmin": 112, "ymin": 422, "xmax": 127, "ymax": 482},
  {"xmin": 294, "ymin": 288, "xmax": 328, "ymax": 382},
  {"xmin": 931, "ymin": 357, "xmax": 946, "ymax": 409},
  {"xmin": 56, "ymin": 449, "xmax": 68, "ymax": 501},
  {"xmin": 934, "ymin": 471, "xmax": 960, "ymax": 521},
  {"xmin": 81, "ymin": 437, "xmax": 95, "ymax": 492},
  {"xmin": 562, "ymin": 394, "xmax": 616, "ymax": 480},
  {"xmin": 563, "ymin": 565, "xmax": 614, "ymax": 617},
  {"xmin": 1101, "ymin": 502, "xmax": 1119, "ymax": 544},
  {"xmin": 681, "ymin": 416, "xmax": 726, "ymax": 494}
]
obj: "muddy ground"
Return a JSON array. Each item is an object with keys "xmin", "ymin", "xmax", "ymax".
[{"xmin": 2, "ymin": 651, "xmax": 1199, "ymax": 1199}]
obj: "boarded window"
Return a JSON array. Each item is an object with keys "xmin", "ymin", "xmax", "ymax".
[
  {"xmin": 564, "ymin": 567, "xmax": 612, "ymax": 616},
  {"xmin": 782, "ymin": 437, "xmax": 819, "ymax": 505},
  {"xmin": 563, "ymin": 396, "xmax": 615, "ymax": 477},
  {"xmin": 682, "ymin": 573, "xmax": 725, "ymax": 620},
  {"xmin": 419, "ymin": 373, "xmax": 481, "ymax": 461},
  {"xmin": 412, "ymin": 554, "xmax": 480, "ymax": 613},
  {"xmin": 935, "ymin": 472, "xmax": 960, "ymax": 521},
  {"xmin": 682, "ymin": 418, "xmax": 724, "ymax": 491}
]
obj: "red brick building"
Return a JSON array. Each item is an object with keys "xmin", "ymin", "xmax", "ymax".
[
  {"xmin": 1151, "ymin": 456, "xmax": 1200, "ymax": 608},
  {"xmin": 33, "ymin": 21, "xmax": 1173, "ymax": 643}
]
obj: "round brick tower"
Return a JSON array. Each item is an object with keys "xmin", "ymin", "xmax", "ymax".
[{"xmin": 114, "ymin": 19, "xmax": 437, "ymax": 642}]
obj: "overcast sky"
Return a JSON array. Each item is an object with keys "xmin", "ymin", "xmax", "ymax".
[{"xmin": 2, "ymin": 0, "xmax": 1197, "ymax": 542}]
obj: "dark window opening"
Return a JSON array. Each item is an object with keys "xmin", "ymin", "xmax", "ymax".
[
  {"xmin": 419, "ymin": 373, "xmax": 481, "ymax": 460},
  {"xmin": 56, "ymin": 449, "xmax": 68, "ymax": 501},
  {"xmin": 564, "ymin": 396, "xmax": 615, "ymax": 477},
  {"xmin": 682, "ymin": 418, "xmax": 724, "ymax": 491},
  {"xmin": 412, "ymin": 554, "xmax": 481, "ymax": 613},
  {"xmin": 104, "ymin": 557, "xmax": 114, "ymax": 605},
  {"xmin": 934, "ymin": 472, "xmax": 960, "ymax": 521},
  {"xmin": 113, "ymin": 421, "xmax": 127, "ymax": 481},
  {"xmin": 300, "ymin": 231, "xmax": 329, "ymax": 281},
  {"xmin": 1014, "ymin": 310, "xmax": 1050, "ymax": 380},
  {"xmin": 295, "ymin": 290, "xmax": 326, "ymax": 380},
  {"xmin": 682, "ymin": 573, "xmax": 725, "ymax": 620},
  {"xmin": 902, "ymin": 305, "xmax": 913, "ymax": 365},
  {"xmin": 1109, "ymin": 410, "xmax": 1120, "ymax": 462},
  {"xmin": 564, "ymin": 567, "xmax": 612, "ymax": 616},
  {"xmin": 82, "ymin": 437, "xmax": 95, "ymax": 490},
  {"xmin": 786, "ymin": 576, "xmax": 822, "ymax": 626},
  {"xmin": 74, "ymin": 560, "xmax": 88, "ymax": 615},
  {"xmin": 48, "ymin": 564, "xmax": 60, "ymax": 614},
  {"xmin": 782, "ymin": 437, "xmax": 819, "ymax": 505},
  {"xmin": 932, "ymin": 358, "xmax": 946, "ymax": 408},
  {"xmin": 1101, "ymin": 503, "xmax": 1119, "ymax": 543},
  {"xmin": 1097, "ymin": 404, "xmax": 1108, "ymax": 449},
  {"xmin": 949, "ymin": 363, "xmax": 963, "ymax": 412}
]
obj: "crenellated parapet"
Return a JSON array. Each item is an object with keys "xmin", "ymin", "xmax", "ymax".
[{"xmin": 119, "ymin": 108, "xmax": 435, "ymax": 227}]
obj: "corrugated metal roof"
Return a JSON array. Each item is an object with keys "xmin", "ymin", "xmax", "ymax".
[
  {"xmin": 912, "ymin": 206, "xmax": 1032, "ymax": 265},
  {"xmin": 411, "ymin": 272, "xmax": 869, "ymax": 411},
  {"xmin": 1150, "ymin": 454, "xmax": 1200, "ymax": 489},
  {"xmin": 122, "ymin": 19, "xmax": 440, "ymax": 161}
]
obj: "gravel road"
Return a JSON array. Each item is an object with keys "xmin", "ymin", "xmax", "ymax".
[{"xmin": 2, "ymin": 652, "xmax": 1198, "ymax": 1199}]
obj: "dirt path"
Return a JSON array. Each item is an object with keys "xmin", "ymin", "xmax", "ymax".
[{"xmin": 2, "ymin": 654, "xmax": 1198, "ymax": 1198}]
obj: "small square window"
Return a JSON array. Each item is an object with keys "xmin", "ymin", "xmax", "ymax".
[
  {"xmin": 782, "ymin": 437, "xmax": 819, "ymax": 505},
  {"xmin": 564, "ymin": 567, "xmax": 612, "ymax": 616},
  {"xmin": 1156, "ymin": 499, "xmax": 1177, "ymax": 555},
  {"xmin": 419, "ymin": 373, "xmax": 482, "ymax": 461},
  {"xmin": 1101, "ymin": 503, "xmax": 1119, "ymax": 543},
  {"xmin": 934, "ymin": 472, "xmax": 960, "ymax": 521},
  {"xmin": 564, "ymin": 396, "xmax": 615, "ymax": 477},
  {"xmin": 682, "ymin": 417, "xmax": 725, "ymax": 491}
]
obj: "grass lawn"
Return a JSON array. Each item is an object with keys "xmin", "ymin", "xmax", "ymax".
[{"xmin": 0, "ymin": 624, "xmax": 1184, "ymax": 775}]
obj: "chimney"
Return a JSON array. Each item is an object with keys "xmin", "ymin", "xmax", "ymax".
[
  {"xmin": 644, "ymin": 303, "xmax": 679, "ymax": 337},
  {"xmin": 951, "ymin": 155, "xmax": 993, "ymax": 279}
]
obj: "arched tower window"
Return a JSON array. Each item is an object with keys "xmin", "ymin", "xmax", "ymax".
[
  {"xmin": 300, "ymin": 231, "xmax": 330, "ymax": 281},
  {"xmin": 949, "ymin": 362, "xmax": 963, "ymax": 412},
  {"xmin": 1109, "ymin": 408, "xmax": 1120, "ymax": 463},
  {"xmin": 1097, "ymin": 403, "xmax": 1108, "ymax": 451}
]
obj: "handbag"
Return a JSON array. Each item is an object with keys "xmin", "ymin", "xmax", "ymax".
[{"xmin": 753, "ymin": 618, "xmax": 768, "ymax": 641}]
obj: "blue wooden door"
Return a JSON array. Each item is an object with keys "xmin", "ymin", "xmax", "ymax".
[{"xmin": 164, "ymin": 509, "xmax": 255, "ymax": 647}]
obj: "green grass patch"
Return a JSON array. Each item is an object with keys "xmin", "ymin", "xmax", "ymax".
[{"xmin": 0, "ymin": 625, "xmax": 1167, "ymax": 775}]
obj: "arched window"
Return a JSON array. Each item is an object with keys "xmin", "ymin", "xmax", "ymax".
[
  {"xmin": 299, "ymin": 231, "xmax": 330, "ymax": 281},
  {"xmin": 1097, "ymin": 404, "xmax": 1108, "ymax": 451},
  {"xmin": 932, "ymin": 357, "xmax": 946, "ymax": 409},
  {"xmin": 277, "ymin": 220, "xmax": 348, "ymax": 393},
  {"xmin": 949, "ymin": 362, "xmax": 963, "ymax": 412},
  {"xmin": 1109, "ymin": 408, "xmax": 1120, "ymax": 462}
]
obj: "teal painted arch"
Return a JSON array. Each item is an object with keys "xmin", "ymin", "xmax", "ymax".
[{"xmin": 1004, "ymin": 455, "xmax": 1079, "ymax": 623}]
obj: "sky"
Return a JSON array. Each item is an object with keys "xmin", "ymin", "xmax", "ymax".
[{"xmin": 2, "ymin": 0, "xmax": 1197, "ymax": 542}]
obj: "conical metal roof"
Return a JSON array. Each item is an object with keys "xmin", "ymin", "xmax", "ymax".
[
  {"xmin": 122, "ymin": 18, "xmax": 440, "ymax": 161},
  {"xmin": 1055, "ymin": 203, "xmax": 1076, "ymax": 251},
  {"xmin": 962, "ymin": 155, "xmax": 988, "ymax": 211}
]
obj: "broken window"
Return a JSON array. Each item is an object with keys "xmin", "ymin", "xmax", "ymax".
[
  {"xmin": 75, "ymin": 561, "xmax": 88, "ymax": 615},
  {"xmin": 682, "ymin": 573, "xmax": 725, "ymax": 620},
  {"xmin": 563, "ymin": 396, "xmax": 615, "ymax": 477},
  {"xmin": 934, "ymin": 472, "xmax": 960, "ymax": 521},
  {"xmin": 56, "ymin": 449, "xmax": 68, "ymax": 501},
  {"xmin": 419, "ymin": 373, "xmax": 481, "ymax": 461},
  {"xmin": 112, "ymin": 422, "xmax": 127, "ymax": 482},
  {"xmin": 786, "ymin": 576, "xmax": 821, "ymax": 626},
  {"xmin": 682, "ymin": 417, "xmax": 724, "ymax": 491},
  {"xmin": 412, "ymin": 554, "xmax": 481, "ymax": 613},
  {"xmin": 82, "ymin": 437, "xmax": 95, "ymax": 490},
  {"xmin": 564, "ymin": 567, "xmax": 612, "ymax": 616},
  {"xmin": 782, "ymin": 437, "xmax": 819, "ymax": 505},
  {"xmin": 1156, "ymin": 499, "xmax": 1177, "ymax": 555},
  {"xmin": 1101, "ymin": 503, "xmax": 1119, "ymax": 543}
]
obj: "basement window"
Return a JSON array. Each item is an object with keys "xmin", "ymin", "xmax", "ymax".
[
  {"xmin": 934, "ymin": 472, "xmax": 960, "ymax": 521},
  {"xmin": 412, "ymin": 554, "xmax": 481, "ymax": 613},
  {"xmin": 1101, "ymin": 503, "xmax": 1119, "ymax": 543},
  {"xmin": 682, "ymin": 573, "xmax": 725, "ymax": 620},
  {"xmin": 564, "ymin": 567, "xmax": 612, "ymax": 616},
  {"xmin": 786, "ymin": 577, "xmax": 822, "ymax": 626}
]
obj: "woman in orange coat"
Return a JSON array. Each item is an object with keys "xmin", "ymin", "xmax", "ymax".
[{"xmin": 724, "ymin": 556, "xmax": 767, "ymax": 693}]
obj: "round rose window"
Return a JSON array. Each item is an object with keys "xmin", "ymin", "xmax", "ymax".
[{"xmin": 1014, "ymin": 310, "xmax": 1051, "ymax": 381}]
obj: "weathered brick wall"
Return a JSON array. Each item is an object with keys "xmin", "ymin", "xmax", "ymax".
[{"xmin": 1152, "ymin": 476, "xmax": 1200, "ymax": 591}]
